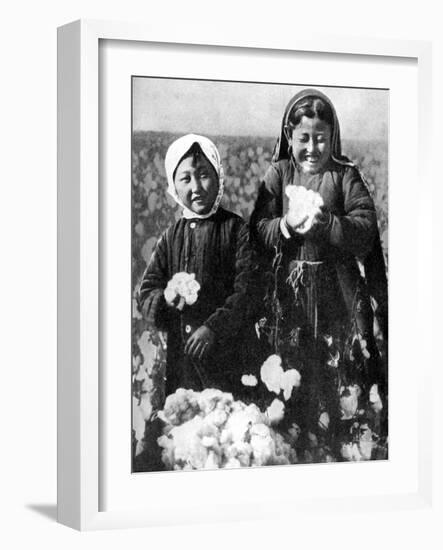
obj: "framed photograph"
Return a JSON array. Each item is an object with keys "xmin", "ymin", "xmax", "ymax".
[{"xmin": 57, "ymin": 19, "xmax": 432, "ymax": 530}]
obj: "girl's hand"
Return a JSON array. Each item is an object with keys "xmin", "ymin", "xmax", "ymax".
[
  {"xmin": 298, "ymin": 207, "xmax": 331, "ymax": 237},
  {"xmin": 185, "ymin": 326, "xmax": 215, "ymax": 361},
  {"xmin": 285, "ymin": 210, "xmax": 309, "ymax": 232},
  {"xmin": 165, "ymin": 292, "xmax": 186, "ymax": 311}
]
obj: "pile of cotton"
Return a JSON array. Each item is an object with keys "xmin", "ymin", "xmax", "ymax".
[{"xmin": 157, "ymin": 388, "xmax": 297, "ymax": 470}]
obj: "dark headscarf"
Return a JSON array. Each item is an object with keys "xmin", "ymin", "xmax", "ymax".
[{"xmin": 274, "ymin": 88, "xmax": 388, "ymax": 339}]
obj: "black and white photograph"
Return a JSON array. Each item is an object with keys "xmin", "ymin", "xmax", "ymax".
[
  {"xmin": 131, "ymin": 77, "xmax": 389, "ymax": 472},
  {"xmin": 3, "ymin": 0, "xmax": 440, "ymax": 541}
]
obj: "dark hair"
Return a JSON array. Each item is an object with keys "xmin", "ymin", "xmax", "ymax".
[
  {"xmin": 173, "ymin": 142, "xmax": 217, "ymax": 181},
  {"xmin": 286, "ymin": 96, "xmax": 334, "ymax": 130},
  {"xmin": 182, "ymin": 142, "xmax": 204, "ymax": 162}
]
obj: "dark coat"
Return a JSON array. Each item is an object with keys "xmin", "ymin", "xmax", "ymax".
[
  {"xmin": 137, "ymin": 208, "xmax": 261, "ymax": 396},
  {"xmin": 250, "ymin": 158, "xmax": 387, "ymax": 335},
  {"xmin": 250, "ymin": 158, "xmax": 389, "ymax": 437}
]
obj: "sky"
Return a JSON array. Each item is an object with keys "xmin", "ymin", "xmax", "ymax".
[{"xmin": 133, "ymin": 77, "xmax": 389, "ymax": 142}]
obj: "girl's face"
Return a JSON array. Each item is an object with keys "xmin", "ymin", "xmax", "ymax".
[
  {"xmin": 288, "ymin": 115, "xmax": 332, "ymax": 174},
  {"xmin": 174, "ymin": 154, "xmax": 219, "ymax": 215}
]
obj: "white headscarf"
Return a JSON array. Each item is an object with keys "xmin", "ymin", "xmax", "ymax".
[{"xmin": 164, "ymin": 134, "xmax": 225, "ymax": 219}]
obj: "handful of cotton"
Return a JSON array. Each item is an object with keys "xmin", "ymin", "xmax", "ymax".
[
  {"xmin": 285, "ymin": 185, "xmax": 324, "ymax": 234},
  {"xmin": 164, "ymin": 272, "xmax": 201, "ymax": 310}
]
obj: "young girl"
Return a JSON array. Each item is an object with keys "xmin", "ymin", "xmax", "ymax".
[
  {"xmin": 137, "ymin": 134, "xmax": 260, "ymax": 398},
  {"xmin": 250, "ymin": 89, "xmax": 388, "ymax": 461}
]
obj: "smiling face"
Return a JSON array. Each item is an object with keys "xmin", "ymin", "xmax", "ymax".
[
  {"xmin": 173, "ymin": 152, "xmax": 219, "ymax": 215},
  {"xmin": 289, "ymin": 115, "xmax": 332, "ymax": 175}
]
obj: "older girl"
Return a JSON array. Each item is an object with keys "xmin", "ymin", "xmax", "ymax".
[{"xmin": 251, "ymin": 89, "xmax": 388, "ymax": 461}]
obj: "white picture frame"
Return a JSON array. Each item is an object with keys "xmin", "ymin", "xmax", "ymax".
[{"xmin": 57, "ymin": 19, "xmax": 433, "ymax": 531}]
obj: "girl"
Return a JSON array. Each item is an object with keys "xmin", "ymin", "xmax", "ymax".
[
  {"xmin": 250, "ymin": 89, "xmax": 388, "ymax": 461},
  {"xmin": 137, "ymin": 134, "xmax": 260, "ymax": 398}
]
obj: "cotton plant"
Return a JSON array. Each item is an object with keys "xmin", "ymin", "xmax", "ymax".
[
  {"xmin": 285, "ymin": 185, "xmax": 324, "ymax": 234},
  {"xmin": 156, "ymin": 388, "xmax": 297, "ymax": 470},
  {"xmin": 164, "ymin": 272, "xmax": 201, "ymax": 310}
]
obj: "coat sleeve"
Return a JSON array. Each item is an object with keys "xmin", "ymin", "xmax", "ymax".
[
  {"xmin": 203, "ymin": 222, "xmax": 260, "ymax": 339},
  {"xmin": 317, "ymin": 166, "xmax": 378, "ymax": 258},
  {"xmin": 250, "ymin": 163, "xmax": 289, "ymax": 253},
  {"xmin": 136, "ymin": 232, "xmax": 171, "ymax": 331}
]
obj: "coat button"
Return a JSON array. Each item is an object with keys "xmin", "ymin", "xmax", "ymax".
[
  {"xmin": 185, "ymin": 325, "xmax": 192, "ymax": 334},
  {"xmin": 190, "ymin": 222, "xmax": 196, "ymax": 229}
]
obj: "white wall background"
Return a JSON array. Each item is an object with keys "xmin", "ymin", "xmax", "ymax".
[{"xmin": 1, "ymin": 0, "xmax": 441, "ymax": 548}]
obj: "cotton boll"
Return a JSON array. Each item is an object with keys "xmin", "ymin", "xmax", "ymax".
[
  {"xmin": 369, "ymin": 384, "xmax": 383, "ymax": 414},
  {"xmin": 339, "ymin": 384, "xmax": 362, "ymax": 420},
  {"xmin": 359, "ymin": 336, "xmax": 371, "ymax": 359},
  {"xmin": 266, "ymin": 399, "xmax": 285, "ymax": 425},
  {"xmin": 166, "ymin": 272, "xmax": 201, "ymax": 306},
  {"xmin": 260, "ymin": 354, "xmax": 284, "ymax": 394},
  {"xmin": 281, "ymin": 368, "xmax": 301, "ymax": 400},
  {"xmin": 285, "ymin": 185, "xmax": 323, "ymax": 233},
  {"xmin": 318, "ymin": 412, "xmax": 330, "ymax": 431},
  {"xmin": 241, "ymin": 374, "xmax": 258, "ymax": 387},
  {"xmin": 323, "ymin": 334, "xmax": 333, "ymax": 347}
]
